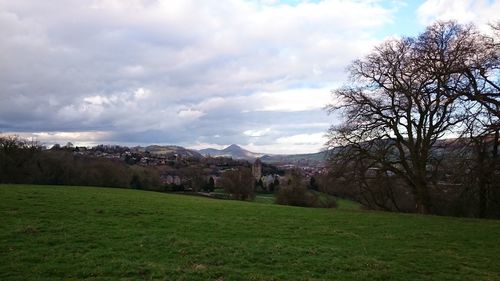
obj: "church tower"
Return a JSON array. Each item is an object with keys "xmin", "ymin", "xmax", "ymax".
[{"xmin": 252, "ymin": 158, "xmax": 262, "ymax": 180}]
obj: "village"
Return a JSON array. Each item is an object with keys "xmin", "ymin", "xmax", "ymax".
[{"xmin": 67, "ymin": 143, "xmax": 325, "ymax": 193}]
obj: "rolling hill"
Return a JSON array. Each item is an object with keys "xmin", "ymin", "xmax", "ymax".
[
  {"xmin": 199, "ymin": 144, "xmax": 329, "ymax": 165},
  {"xmin": 260, "ymin": 150, "xmax": 328, "ymax": 165},
  {"xmin": 135, "ymin": 145, "xmax": 203, "ymax": 158},
  {"xmin": 199, "ymin": 144, "xmax": 263, "ymax": 159}
]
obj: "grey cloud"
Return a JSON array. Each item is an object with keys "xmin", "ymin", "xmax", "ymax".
[{"xmin": 0, "ymin": 0, "xmax": 396, "ymax": 152}]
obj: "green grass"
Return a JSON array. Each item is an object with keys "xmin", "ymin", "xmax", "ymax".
[
  {"xmin": 336, "ymin": 198, "xmax": 362, "ymax": 211},
  {"xmin": 1, "ymin": 184, "xmax": 499, "ymax": 281},
  {"xmin": 254, "ymin": 193, "xmax": 275, "ymax": 204}
]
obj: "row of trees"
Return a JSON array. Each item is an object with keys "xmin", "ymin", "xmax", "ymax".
[
  {"xmin": 275, "ymin": 171, "xmax": 336, "ymax": 208},
  {"xmin": 0, "ymin": 135, "xmax": 161, "ymax": 190},
  {"xmin": 326, "ymin": 21, "xmax": 499, "ymax": 218},
  {"xmin": 216, "ymin": 167, "xmax": 336, "ymax": 208},
  {"xmin": 1, "ymin": 134, "xmax": 339, "ymax": 209}
]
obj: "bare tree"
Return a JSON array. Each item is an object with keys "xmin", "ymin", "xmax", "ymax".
[
  {"xmin": 459, "ymin": 21, "xmax": 500, "ymax": 118},
  {"xmin": 219, "ymin": 167, "xmax": 255, "ymax": 200},
  {"xmin": 183, "ymin": 167, "xmax": 207, "ymax": 192},
  {"xmin": 0, "ymin": 135, "xmax": 41, "ymax": 183},
  {"xmin": 327, "ymin": 22, "xmax": 498, "ymax": 214},
  {"xmin": 275, "ymin": 170, "xmax": 310, "ymax": 207},
  {"xmin": 456, "ymin": 21, "xmax": 500, "ymax": 217}
]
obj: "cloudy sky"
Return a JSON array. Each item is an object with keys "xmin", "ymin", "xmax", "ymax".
[{"xmin": 1, "ymin": 0, "xmax": 499, "ymax": 154}]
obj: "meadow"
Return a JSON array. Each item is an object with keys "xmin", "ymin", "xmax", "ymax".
[{"xmin": 1, "ymin": 184, "xmax": 499, "ymax": 280}]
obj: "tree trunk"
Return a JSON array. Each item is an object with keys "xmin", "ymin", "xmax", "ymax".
[
  {"xmin": 478, "ymin": 129, "xmax": 499, "ymax": 218},
  {"xmin": 413, "ymin": 176, "xmax": 432, "ymax": 214},
  {"xmin": 478, "ymin": 177, "xmax": 487, "ymax": 218}
]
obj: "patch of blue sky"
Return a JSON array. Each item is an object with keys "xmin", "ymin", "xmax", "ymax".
[
  {"xmin": 250, "ymin": 0, "xmax": 321, "ymax": 7},
  {"xmin": 375, "ymin": 0, "xmax": 426, "ymax": 39},
  {"xmin": 252, "ymin": 0, "xmax": 427, "ymax": 39},
  {"xmin": 277, "ymin": 0, "xmax": 322, "ymax": 5}
]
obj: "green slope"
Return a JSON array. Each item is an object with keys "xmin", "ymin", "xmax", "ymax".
[{"xmin": 1, "ymin": 184, "xmax": 499, "ymax": 281}]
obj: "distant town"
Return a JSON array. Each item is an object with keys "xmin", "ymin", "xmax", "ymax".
[{"xmin": 58, "ymin": 142, "xmax": 327, "ymax": 190}]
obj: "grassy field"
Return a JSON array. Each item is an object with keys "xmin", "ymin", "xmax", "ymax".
[{"xmin": 1, "ymin": 184, "xmax": 499, "ymax": 280}]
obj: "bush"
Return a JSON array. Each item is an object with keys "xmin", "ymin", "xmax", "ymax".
[
  {"xmin": 276, "ymin": 185, "xmax": 312, "ymax": 207},
  {"xmin": 219, "ymin": 168, "xmax": 255, "ymax": 200},
  {"xmin": 275, "ymin": 171, "xmax": 337, "ymax": 208},
  {"xmin": 315, "ymin": 192, "xmax": 338, "ymax": 208}
]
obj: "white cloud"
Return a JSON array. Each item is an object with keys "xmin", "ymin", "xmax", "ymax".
[
  {"xmin": 417, "ymin": 0, "xmax": 500, "ymax": 30},
  {"xmin": 256, "ymin": 87, "xmax": 335, "ymax": 112},
  {"xmin": 177, "ymin": 108, "xmax": 205, "ymax": 120},
  {"xmin": 276, "ymin": 132, "xmax": 327, "ymax": 146},
  {"xmin": 219, "ymin": 132, "xmax": 328, "ymax": 154},
  {"xmin": 193, "ymin": 86, "xmax": 338, "ymax": 114},
  {"xmin": 245, "ymin": 132, "xmax": 328, "ymax": 154},
  {"xmin": 84, "ymin": 95, "xmax": 110, "ymax": 106},
  {"xmin": 243, "ymin": 128, "xmax": 272, "ymax": 137},
  {"xmin": 133, "ymin": 87, "xmax": 150, "ymax": 99}
]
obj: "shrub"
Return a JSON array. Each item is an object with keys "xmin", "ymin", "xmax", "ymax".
[
  {"xmin": 275, "ymin": 171, "xmax": 336, "ymax": 208},
  {"xmin": 219, "ymin": 168, "xmax": 255, "ymax": 200}
]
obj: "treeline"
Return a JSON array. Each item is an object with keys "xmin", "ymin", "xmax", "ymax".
[
  {"xmin": 0, "ymin": 135, "xmax": 161, "ymax": 190},
  {"xmin": 218, "ymin": 167, "xmax": 337, "ymax": 208},
  {"xmin": 318, "ymin": 139, "xmax": 500, "ymax": 218}
]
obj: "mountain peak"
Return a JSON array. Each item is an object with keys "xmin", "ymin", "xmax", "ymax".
[
  {"xmin": 199, "ymin": 144, "xmax": 260, "ymax": 159},
  {"xmin": 198, "ymin": 144, "xmax": 325, "ymax": 164},
  {"xmin": 225, "ymin": 144, "xmax": 243, "ymax": 150}
]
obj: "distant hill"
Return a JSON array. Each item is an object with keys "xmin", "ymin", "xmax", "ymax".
[
  {"xmin": 134, "ymin": 145, "xmax": 203, "ymax": 158},
  {"xmin": 199, "ymin": 144, "xmax": 329, "ymax": 165},
  {"xmin": 260, "ymin": 150, "xmax": 329, "ymax": 165},
  {"xmin": 199, "ymin": 144, "xmax": 263, "ymax": 160}
]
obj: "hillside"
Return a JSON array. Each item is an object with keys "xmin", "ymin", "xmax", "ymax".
[
  {"xmin": 199, "ymin": 144, "xmax": 327, "ymax": 164},
  {"xmin": 1, "ymin": 184, "xmax": 499, "ymax": 280},
  {"xmin": 260, "ymin": 150, "xmax": 328, "ymax": 165},
  {"xmin": 199, "ymin": 144, "xmax": 263, "ymax": 159},
  {"xmin": 138, "ymin": 145, "xmax": 203, "ymax": 158}
]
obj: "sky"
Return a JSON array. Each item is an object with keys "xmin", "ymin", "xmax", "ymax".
[{"xmin": 1, "ymin": 0, "xmax": 499, "ymax": 154}]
